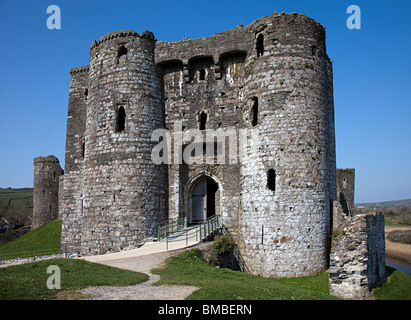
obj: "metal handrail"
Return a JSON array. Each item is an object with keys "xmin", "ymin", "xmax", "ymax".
[{"xmin": 157, "ymin": 216, "xmax": 187, "ymax": 240}]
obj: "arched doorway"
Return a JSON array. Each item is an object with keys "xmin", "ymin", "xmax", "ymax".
[{"xmin": 189, "ymin": 176, "xmax": 219, "ymax": 224}]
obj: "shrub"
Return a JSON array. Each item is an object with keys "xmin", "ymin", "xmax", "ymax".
[
  {"xmin": 387, "ymin": 230, "xmax": 411, "ymax": 245},
  {"xmin": 209, "ymin": 234, "xmax": 235, "ymax": 266},
  {"xmin": 399, "ymin": 213, "xmax": 411, "ymax": 226}
]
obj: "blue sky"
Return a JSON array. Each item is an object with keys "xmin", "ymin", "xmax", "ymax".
[{"xmin": 0, "ymin": 0, "xmax": 410, "ymax": 203}]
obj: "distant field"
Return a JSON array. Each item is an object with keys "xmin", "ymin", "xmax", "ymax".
[
  {"xmin": 385, "ymin": 225, "xmax": 411, "ymax": 263},
  {"xmin": 356, "ymin": 198, "xmax": 411, "ymax": 208},
  {"xmin": 0, "ymin": 188, "xmax": 33, "ymax": 217}
]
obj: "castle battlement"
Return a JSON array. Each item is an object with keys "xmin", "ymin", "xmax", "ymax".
[
  {"xmin": 33, "ymin": 155, "xmax": 61, "ymax": 165},
  {"xmin": 69, "ymin": 65, "xmax": 89, "ymax": 75},
  {"xmin": 89, "ymin": 29, "xmax": 155, "ymax": 53}
]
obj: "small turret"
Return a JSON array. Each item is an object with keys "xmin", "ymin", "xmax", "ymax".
[{"xmin": 32, "ymin": 155, "xmax": 63, "ymax": 229}]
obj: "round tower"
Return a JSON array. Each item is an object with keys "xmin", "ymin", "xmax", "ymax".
[
  {"xmin": 82, "ymin": 30, "xmax": 166, "ymax": 252},
  {"xmin": 239, "ymin": 13, "xmax": 336, "ymax": 277},
  {"xmin": 32, "ymin": 155, "xmax": 63, "ymax": 229}
]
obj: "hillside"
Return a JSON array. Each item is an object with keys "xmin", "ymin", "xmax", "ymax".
[
  {"xmin": 0, "ymin": 219, "xmax": 61, "ymax": 259},
  {"xmin": 0, "ymin": 188, "xmax": 33, "ymax": 218},
  {"xmin": 355, "ymin": 198, "xmax": 411, "ymax": 209}
]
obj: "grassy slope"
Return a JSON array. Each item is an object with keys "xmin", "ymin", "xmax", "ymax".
[
  {"xmin": 152, "ymin": 249, "xmax": 338, "ymax": 300},
  {"xmin": 373, "ymin": 267, "xmax": 411, "ymax": 300},
  {"xmin": 0, "ymin": 258, "xmax": 148, "ymax": 300},
  {"xmin": 0, "ymin": 219, "xmax": 62, "ymax": 259},
  {"xmin": 153, "ymin": 249, "xmax": 411, "ymax": 300}
]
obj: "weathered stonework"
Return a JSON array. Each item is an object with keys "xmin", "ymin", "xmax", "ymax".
[
  {"xmin": 329, "ymin": 213, "xmax": 386, "ymax": 300},
  {"xmin": 32, "ymin": 155, "xmax": 63, "ymax": 229},
  {"xmin": 49, "ymin": 12, "xmax": 338, "ymax": 277},
  {"xmin": 333, "ymin": 169, "xmax": 355, "ymax": 232}
]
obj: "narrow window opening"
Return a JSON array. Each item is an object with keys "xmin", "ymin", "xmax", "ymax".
[
  {"xmin": 115, "ymin": 106, "xmax": 126, "ymax": 132},
  {"xmin": 311, "ymin": 45, "xmax": 317, "ymax": 56},
  {"xmin": 80, "ymin": 138, "xmax": 85, "ymax": 159},
  {"xmin": 251, "ymin": 97, "xmax": 258, "ymax": 126},
  {"xmin": 84, "ymin": 88, "xmax": 88, "ymax": 100},
  {"xmin": 117, "ymin": 45, "xmax": 128, "ymax": 64},
  {"xmin": 199, "ymin": 69, "xmax": 206, "ymax": 80},
  {"xmin": 256, "ymin": 34, "xmax": 264, "ymax": 57},
  {"xmin": 267, "ymin": 169, "xmax": 276, "ymax": 192},
  {"xmin": 199, "ymin": 111, "xmax": 207, "ymax": 130}
]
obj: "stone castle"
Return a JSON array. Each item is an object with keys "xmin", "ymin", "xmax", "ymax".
[{"xmin": 32, "ymin": 12, "xmax": 386, "ymax": 294}]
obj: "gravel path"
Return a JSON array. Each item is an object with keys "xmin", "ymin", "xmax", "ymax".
[{"xmin": 76, "ymin": 249, "xmax": 199, "ymax": 300}]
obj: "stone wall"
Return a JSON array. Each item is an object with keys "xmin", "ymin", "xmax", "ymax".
[
  {"xmin": 329, "ymin": 213, "xmax": 386, "ymax": 300},
  {"xmin": 32, "ymin": 155, "xmax": 63, "ymax": 229}
]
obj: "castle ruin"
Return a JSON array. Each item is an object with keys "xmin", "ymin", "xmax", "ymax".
[{"xmin": 32, "ymin": 12, "xmax": 386, "ymax": 293}]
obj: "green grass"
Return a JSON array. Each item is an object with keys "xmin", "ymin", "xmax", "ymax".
[
  {"xmin": 0, "ymin": 188, "xmax": 33, "ymax": 216},
  {"xmin": 152, "ymin": 249, "xmax": 338, "ymax": 300},
  {"xmin": 0, "ymin": 219, "xmax": 62, "ymax": 259},
  {"xmin": 373, "ymin": 267, "xmax": 411, "ymax": 300},
  {"xmin": 0, "ymin": 258, "xmax": 148, "ymax": 300},
  {"xmin": 385, "ymin": 216, "xmax": 406, "ymax": 226}
]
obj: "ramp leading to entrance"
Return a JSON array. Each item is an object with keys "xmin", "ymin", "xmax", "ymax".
[{"xmin": 84, "ymin": 215, "xmax": 222, "ymax": 263}]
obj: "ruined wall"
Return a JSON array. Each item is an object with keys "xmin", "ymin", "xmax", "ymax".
[
  {"xmin": 333, "ymin": 168, "xmax": 355, "ymax": 232},
  {"xmin": 59, "ymin": 66, "xmax": 88, "ymax": 245},
  {"xmin": 336, "ymin": 169, "xmax": 355, "ymax": 215},
  {"xmin": 32, "ymin": 155, "xmax": 63, "ymax": 229},
  {"xmin": 329, "ymin": 213, "xmax": 386, "ymax": 300}
]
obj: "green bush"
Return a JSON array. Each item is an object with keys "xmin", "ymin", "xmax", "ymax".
[{"xmin": 209, "ymin": 234, "xmax": 235, "ymax": 266}]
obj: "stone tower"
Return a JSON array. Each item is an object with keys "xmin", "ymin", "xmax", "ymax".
[
  {"xmin": 83, "ymin": 29, "xmax": 167, "ymax": 246},
  {"xmin": 59, "ymin": 30, "xmax": 167, "ymax": 253},
  {"xmin": 237, "ymin": 13, "xmax": 336, "ymax": 277},
  {"xmin": 32, "ymin": 155, "xmax": 63, "ymax": 229}
]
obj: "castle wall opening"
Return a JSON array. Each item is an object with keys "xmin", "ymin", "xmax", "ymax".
[
  {"xmin": 251, "ymin": 97, "xmax": 258, "ymax": 127},
  {"xmin": 189, "ymin": 177, "xmax": 219, "ymax": 224},
  {"xmin": 199, "ymin": 111, "xmax": 207, "ymax": 130},
  {"xmin": 267, "ymin": 169, "xmax": 276, "ymax": 192},
  {"xmin": 115, "ymin": 105, "xmax": 126, "ymax": 132},
  {"xmin": 256, "ymin": 34, "xmax": 264, "ymax": 57}
]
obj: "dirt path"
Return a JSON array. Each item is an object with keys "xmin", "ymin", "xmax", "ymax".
[{"xmin": 76, "ymin": 249, "xmax": 199, "ymax": 300}]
